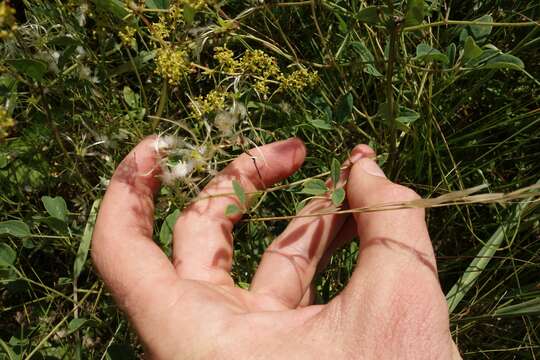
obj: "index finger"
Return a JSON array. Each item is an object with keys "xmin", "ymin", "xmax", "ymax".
[{"xmin": 91, "ymin": 137, "xmax": 177, "ymax": 310}]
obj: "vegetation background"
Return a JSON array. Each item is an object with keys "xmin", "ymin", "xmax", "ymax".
[{"xmin": 0, "ymin": 0, "xmax": 539, "ymax": 358}]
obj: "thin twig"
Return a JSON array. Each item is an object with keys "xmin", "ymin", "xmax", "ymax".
[{"xmin": 244, "ymin": 185, "xmax": 540, "ymax": 222}]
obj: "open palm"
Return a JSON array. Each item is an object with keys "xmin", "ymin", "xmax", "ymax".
[{"xmin": 92, "ymin": 137, "xmax": 460, "ymax": 359}]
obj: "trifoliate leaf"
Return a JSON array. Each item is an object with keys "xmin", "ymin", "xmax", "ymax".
[
  {"xmin": 331, "ymin": 188, "xmax": 346, "ymax": 206},
  {"xmin": 301, "ymin": 179, "xmax": 328, "ymax": 196}
]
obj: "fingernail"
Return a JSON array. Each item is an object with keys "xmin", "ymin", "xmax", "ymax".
[
  {"xmin": 360, "ymin": 159, "xmax": 386, "ymax": 178},
  {"xmin": 350, "ymin": 151, "xmax": 364, "ymax": 164}
]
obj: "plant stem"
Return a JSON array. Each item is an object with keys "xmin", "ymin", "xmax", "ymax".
[
  {"xmin": 403, "ymin": 20, "xmax": 539, "ymax": 32},
  {"xmin": 386, "ymin": 12, "xmax": 400, "ymax": 178}
]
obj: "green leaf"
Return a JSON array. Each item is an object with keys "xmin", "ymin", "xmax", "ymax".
[
  {"xmin": 396, "ymin": 106, "xmax": 420, "ymax": 124},
  {"xmin": 225, "ymin": 204, "xmax": 241, "ymax": 216},
  {"xmin": 93, "ymin": 0, "xmax": 129, "ymax": 19},
  {"xmin": 8, "ymin": 59, "xmax": 48, "ymax": 82},
  {"xmin": 404, "ymin": 0, "xmax": 425, "ymax": 27},
  {"xmin": 301, "ymin": 179, "xmax": 328, "ymax": 196},
  {"xmin": 350, "ymin": 41, "xmax": 383, "ymax": 77},
  {"xmin": 377, "ymin": 101, "xmax": 392, "ymax": 122},
  {"xmin": 483, "ymin": 53, "xmax": 524, "ymax": 71},
  {"xmin": 73, "ymin": 199, "xmax": 101, "ymax": 279},
  {"xmin": 364, "ymin": 64, "xmax": 383, "ymax": 77},
  {"xmin": 335, "ymin": 92, "xmax": 353, "ymax": 122},
  {"xmin": 356, "ymin": 6, "xmax": 389, "ymax": 25},
  {"xmin": 66, "ymin": 318, "xmax": 88, "ymax": 335},
  {"xmin": 356, "ymin": 6, "xmax": 378, "ymax": 24},
  {"xmin": 463, "ymin": 36, "xmax": 483, "ymax": 63},
  {"xmin": 237, "ymin": 281, "xmax": 250, "ymax": 289},
  {"xmin": 183, "ymin": 4, "xmax": 196, "ymax": 26},
  {"xmin": 446, "ymin": 43, "xmax": 456, "ymax": 65},
  {"xmin": 308, "ymin": 118, "xmax": 332, "ymax": 130},
  {"xmin": 145, "ymin": 0, "xmax": 169, "ymax": 9},
  {"xmin": 0, "ymin": 338, "xmax": 19, "ymax": 360},
  {"xmin": 414, "ymin": 43, "xmax": 449, "ymax": 64},
  {"xmin": 0, "ymin": 152, "xmax": 9, "ymax": 169},
  {"xmin": 41, "ymin": 216, "xmax": 69, "ymax": 235},
  {"xmin": 494, "ymin": 297, "xmax": 540, "ymax": 316},
  {"xmin": 331, "ymin": 188, "xmax": 346, "ymax": 206},
  {"xmin": 41, "ymin": 196, "xmax": 68, "ymax": 222},
  {"xmin": 446, "ymin": 188, "xmax": 535, "ymax": 313},
  {"xmin": 0, "ymin": 75, "xmax": 18, "ymax": 115},
  {"xmin": 330, "ymin": 158, "xmax": 341, "ymax": 188},
  {"xmin": 0, "ymin": 221, "xmax": 31, "ymax": 238},
  {"xmin": 122, "ymin": 86, "xmax": 139, "ymax": 109},
  {"xmin": 48, "ymin": 36, "xmax": 81, "ymax": 47},
  {"xmin": 337, "ymin": 14, "xmax": 348, "ymax": 34},
  {"xmin": 232, "ymin": 179, "xmax": 246, "ymax": 205},
  {"xmin": 0, "ymin": 243, "xmax": 16, "ymax": 267},
  {"xmin": 469, "ymin": 15, "xmax": 493, "ymax": 40},
  {"xmin": 159, "ymin": 209, "xmax": 180, "ymax": 250}
]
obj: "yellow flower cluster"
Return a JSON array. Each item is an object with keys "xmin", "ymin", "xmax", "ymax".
[
  {"xmin": 155, "ymin": 46, "xmax": 190, "ymax": 84},
  {"xmin": 118, "ymin": 26, "xmax": 136, "ymax": 48},
  {"xmin": 191, "ymin": 89, "xmax": 229, "ymax": 118},
  {"xmin": 213, "ymin": 47, "xmax": 236, "ymax": 73},
  {"xmin": 150, "ymin": 4, "xmax": 183, "ymax": 43},
  {"xmin": 240, "ymin": 49, "xmax": 281, "ymax": 78},
  {"xmin": 279, "ymin": 68, "xmax": 319, "ymax": 92},
  {"xmin": 212, "ymin": 47, "xmax": 318, "ymax": 96},
  {"xmin": 0, "ymin": 106, "xmax": 14, "ymax": 139},
  {"xmin": 150, "ymin": 21, "xmax": 170, "ymax": 41},
  {"xmin": 0, "ymin": 2, "xmax": 17, "ymax": 39}
]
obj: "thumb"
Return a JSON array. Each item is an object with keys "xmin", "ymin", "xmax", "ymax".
[
  {"xmin": 346, "ymin": 157, "xmax": 434, "ymax": 263},
  {"xmin": 343, "ymin": 157, "xmax": 443, "ymax": 299},
  {"xmin": 336, "ymin": 158, "xmax": 454, "ymax": 357}
]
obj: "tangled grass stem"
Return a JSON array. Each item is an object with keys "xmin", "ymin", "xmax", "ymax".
[{"xmin": 245, "ymin": 184, "xmax": 540, "ymax": 222}]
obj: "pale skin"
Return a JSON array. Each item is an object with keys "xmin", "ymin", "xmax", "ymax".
[{"xmin": 92, "ymin": 137, "xmax": 462, "ymax": 359}]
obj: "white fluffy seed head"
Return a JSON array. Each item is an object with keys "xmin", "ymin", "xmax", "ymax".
[
  {"xmin": 215, "ymin": 111, "xmax": 238, "ymax": 135},
  {"xmin": 171, "ymin": 160, "xmax": 194, "ymax": 178},
  {"xmin": 160, "ymin": 167, "xmax": 176, "ymax": 185},
  {"xmin": 155, "ymin": 135, "xmax": 178, "ymax": 153}
]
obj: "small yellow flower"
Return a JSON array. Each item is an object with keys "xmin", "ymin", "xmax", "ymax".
[
  {"xmin": 118, "ymin": 26, "xmax": 136, "ymax": 48},
  {"xmin": 0, "ymin": 2, "xmax": 17, "ymax": 40},
  {"xmin": 254, "ymin": 80, "xmax": 270, "ymax": 96},
  {"xmin": 150, "ymin": 21, "xmax": 170, "ymax": 42},
  {"xmin": 279, "ymin": 68, "xmax": 319, "ymax": 92},
  {"xmin": 240, "ymin": 50, "xmax": 281, "ymax": 78},
  {"xmin": 155, "ymin": 46, "xmax": 190, "ymax": 84},
  {"xmin": 213, "ymin": 46, "xmax": 237, "ymax": 73},
  {"xmin": 190, "ymin": 89, "xmax": 229, "ymax": 118},
  {"xmin": 0, "ymin": 105, "xmax": 15, "ymax": 139}
]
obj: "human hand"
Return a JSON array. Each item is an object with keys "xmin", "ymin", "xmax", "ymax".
[{"xmin": 92, "ymin": 137, "xmax": 461, "ymax": 359}]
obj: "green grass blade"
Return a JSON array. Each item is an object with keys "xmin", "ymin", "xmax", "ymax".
[
  {"xmin": 446, "ymin": 180, "xmax": 539, "ymax": 313},
  {"xmin": 73, "ymin": 199, "xmax": 101, "ymax": 279}
]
